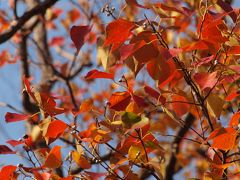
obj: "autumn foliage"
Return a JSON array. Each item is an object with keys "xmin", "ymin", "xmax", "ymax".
[{"xmin": 0, "ymin": 0, "xmax": 239, "ymax": 179}]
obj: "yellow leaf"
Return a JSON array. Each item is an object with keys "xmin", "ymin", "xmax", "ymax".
[{"xmin": 128, "ymin": 145, "xmax": 146, "ymax": 163}]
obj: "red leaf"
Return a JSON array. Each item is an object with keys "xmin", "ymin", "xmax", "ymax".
[
  {"xmin": 6, "ymin": 140, "xmax": 24, "ymax": 147},
  {"xmin": 144, "ymin": 86, "xmax": 166, "ymax": 104},
  {"xmin": 0, "ymin": 145, "xmax": 16, "ymax": 154},
  {"xmin": 225, "ymin": 90, "xmax": 240, "ymax": 101},
  {"xmin": 120, "ymin": 40, "xmax": 146, "ymax": 61},
  {"xmin": 171, "ymin": 94, "xmax": 190, "ymax": 116},
  {"xmin": 85, "ymin": 69, "xmax": 114, "ymax": 80},
  {"xmin": 70, "ymin": 25, "xmax": 91, "ymax": 52},
  {"xmin": 37, "ymin": 93, "xmax": 66, "ymax": 116},
  {"xmin": 104, "ymin": 19, "xmax": 135, "ymax": 50},
  {"xmin": 5, "ymin": 112, "xmax": 30, "ymax": 123},
  {"xmin": 227, "ymin": 45, "xmax": 240, "ymax": 54},
  {"xmin": 49, "ymin": 36, "xmax": 65, "ymax": 46},
  {"xmin": 84, "ymin": 171, "xmax": 107, "ymax": 180},
  {"xmin": 125, "ymin": 0, "xmax": 149, "ymax": 9},
  {"xmin": 23, "ymin": 76, "xmax": 37, "ymax": 102},
  {"xmin": 192, "ymin": 55, "xmax": 214, "ymax": 67},
  {"xmin": 193, "ymin": 72, "xmax": 218, "ymax": 90},
  {"xmin": 229, "ymin": 111, "xmax": 240, "ymax": 127},
  {"xmin": 183, "ymin": 40, "xmax": 211, "ymax": 51},
  {"xmin": 108, "ymin": 91, "xmax": 131, "ymax": 111},
  {"xmin": 206, "ymin": 127, "xmax": 237, "ymax": 151},
  {"xmin": 132, "ymin": 94, "xmax": 147, "ymax": 107},
  {"xmin": 45, "ymin": 120, "xmax": 68, "ymax": 139},
  {"xmin": 0, "ymin": 165, "xmax": 17, "ymax": 180}
]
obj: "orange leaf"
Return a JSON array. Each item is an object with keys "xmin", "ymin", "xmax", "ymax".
[
  {"xmin": 44, "ymin": 146, "xmax": 62, "ymax": 168},
  {"xmin": 104, "ymin": 19, "xmax": 135, "ymax": 50},
  {"xmin": 70, "ymin": 25, "xmax": 91, "ymax": 52},
  {"xmin": 206, "ymin": 127, "xmax": 237, "ymax": 151},
  {"xmin": 68, "ymin": 9, "xmax": 80, "ymax": 22},
  {"xmin": 49, "ymin": 36, "xmax": 65, "ymax": 46},
  {"xmin": 171, "ymin": 94, "xmax": 190, "ymax": 117},
  {"xmin": 5, "ymin": 112, "xmax": 30, "ymax": 123},
  {"xmin": 227, "ymin": 45, "xmax": 240, "ymax": 54},
  {"xmin": 225, "ymin": 90, "xmax": 240, "ymax": 101},
  {"xmin": 229, "ymin": 112, "xmax": 240, "ymax": 127},
  {"xmin": 0, "ymin": 165, "xmax": 17, "ymax": 180},
  {"xmin": 85, "ymin": 69, "xmax": 114, "ymax": 80},
  {"xmin": 45, "ymin": 120, "xmax": 68, "ymax": 139},
  {"xmin": 108, "ymin": 91, "xmax": 131, "ymax": 111},
  {"xmin": 79, "ymin": 99, "xmax": 94, "ymax": 113},
  {"xmin": 72, "ymin": 151, "xmax": 91, "ymax": 169}
]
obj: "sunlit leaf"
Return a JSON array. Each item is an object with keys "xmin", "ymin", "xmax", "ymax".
[
  {"xmin": 108, "ymin": 91, "xmax": 131, "ymax": 111},
  {"xmin": 206, "ymin": 127, "xmax": 237, "ymax": 151},
  {"xmin": 85, "ymin": 69, "xmax": 114, "ymax": 80},
  {"xmin": 229, "ymin": 111, "xmax": 240, "ymax": 127},
  {"xmin": 72, "ymin": 151, "xmax": 91, "ymax": 169},
  {"xmin": 0, "ymin": 165, "xmax": 17, "ymax": 180},
  {"xmin": 104, "ymin": 18, "xmax": 135, "ymax": 50},
  {"xmin": 45, "ymin": 120, "xmax": 68, "ymax": 139},
  {"xmin": 194, "ymin": 72, "xmax": 218, "ymax": 90},
  {"xmin": 44, "ymin": 146, "xmax": 62, "ymax": 168},
  {"xmin": 128, "ymin": 145, "xmax": 146, "ymax": 163}
]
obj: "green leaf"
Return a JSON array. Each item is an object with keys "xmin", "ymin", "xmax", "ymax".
[{"xmin": 121, "ymin": 112, "xmax": 141, "ymax": 129}]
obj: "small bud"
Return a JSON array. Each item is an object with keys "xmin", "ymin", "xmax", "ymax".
[
  {"xmin": 17, "ymin": 163, "xmax": 23, "ymax": 168},
  {"xmin": 101, "ymin": 8, "xmax": 105, "ymax": 13}
]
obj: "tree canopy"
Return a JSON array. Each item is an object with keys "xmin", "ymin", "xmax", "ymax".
[{"xmin": 0, "ymin": 0, "xmax": 239, "ymax": 179}]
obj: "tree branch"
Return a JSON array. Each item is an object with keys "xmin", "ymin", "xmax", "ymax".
[{"xmin": 0, "ymin": 0, "xmax": 59, "ymax": 44}]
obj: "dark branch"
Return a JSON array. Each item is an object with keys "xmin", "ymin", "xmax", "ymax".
[{"xmin": 0, "ymin": 0, "xmax": 59, "ymax": 44}]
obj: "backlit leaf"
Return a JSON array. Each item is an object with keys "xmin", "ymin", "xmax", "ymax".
[
  {"xmin": 144, "ymin": 85, "xmax": 166, "ymax": 104},
  {"xmin": 70, "ymin": 25, "xmax": 91, "ymax": 52},
  {"xmin": 44, "ymin": 146, "xmax": 62, "ymax": 168},
  {"xmin": 229, "ymin": 111, "xmax": 240, "ymax": 127},
  {"xmin": 171, "ymin": 94, "xmax": 190, "ymax": 116},
  {"xmin": 108, "ymin": 91, "xmax": 131, "ymax": 111},
  {"xmin": 128, "ymin": 145, "xmax": 146, "ymax": 163},
  {"xmin": 72, "ymin": 151, "xmax": 91, "ymax": 169},
  {"xmin": 85, "ymin": 69, "xmax": 114, "ymax": 80},
  {"xmin": 5, "ymin": 112, "xmax": 30, "ymax": 123},
  {"xmin": 45, "ymin": 120, "xmax": 68, "ymax": 139},
  {"xmin": 104, "ymin": 19, "xmax": 135, "ymax": 50},
  {"xmin": 125, "ymin": 0, "xmax": 149, "ymax": 9},
  {"xmin": 121, "ymin": 112, "xmax": 141, "ymax": 129},
  {"xmin": 206, "ymin": 127, "xmax": 237, "ymax": 151},
  {"xmin": 193, "ymin": 72, "xmax": 218, "ymax": 90},
  {"xmin": 0, "ymin": 165, "xmax": 17, "ymax": 180},
  {"xmin": 0, "ymin": 145, "xmax": 15, "ymax": 154}
]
